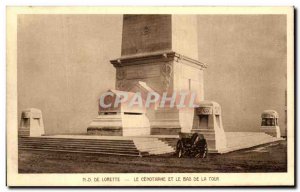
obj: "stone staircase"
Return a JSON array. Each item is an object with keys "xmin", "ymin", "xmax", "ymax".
[
  {"xmin": 158, "ymin": 138, "xmax": 178, "ymax": 150},
  {"xmin": 133, "ymin": 138, "xmax": 175, "ymax": 155},
  {"xmin": 18, "ymin": 136, "xmax": 176, "ymax": 157},
  {"xmin": 18, "ymin": 132, "xmax": 282, "ymax": 156},
  {"xmin": 19, "ymin": 137, "xmax": 144, "ymax": 156}
]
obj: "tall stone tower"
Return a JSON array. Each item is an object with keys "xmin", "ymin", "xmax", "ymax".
[{"xmin": 110, "ymin": 15, "xmax": 207, "ymax": 135}]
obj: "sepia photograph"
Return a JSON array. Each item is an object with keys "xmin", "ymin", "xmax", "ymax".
[{"xmin": 6, "ymin": 6, "xmax": 294, "ymax": 186}]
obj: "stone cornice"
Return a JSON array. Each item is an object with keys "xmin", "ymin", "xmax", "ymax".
[{"xmin": 110, "ymin": 51, "xmax": 208, "ymax": 69}]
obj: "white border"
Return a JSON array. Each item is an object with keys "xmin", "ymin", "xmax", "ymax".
[{"xmin": 1, "ymin": 1, "xmax": 297, "ymax": 191}]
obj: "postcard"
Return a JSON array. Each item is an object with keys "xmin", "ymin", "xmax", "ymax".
[{"xmin": 6, "ymin": 6, "xmax": 294, "ymax": 186}]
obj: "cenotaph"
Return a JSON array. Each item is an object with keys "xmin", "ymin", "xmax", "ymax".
[
  {"xmin": 88, "ymin": 15, "xmax": 208, "ymax": 135},
  {"xmin": 87, "ymin": 89, "xmax": 151, "ymax": 136}
]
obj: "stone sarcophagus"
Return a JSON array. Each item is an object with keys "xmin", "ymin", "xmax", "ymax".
[
  {"xmin": 19, "ymin": 108, "xmax": 45, "ymax": 137},
  {"xmin": 87, "ymin": 89, "xmax": 151, "ymax": 136}
]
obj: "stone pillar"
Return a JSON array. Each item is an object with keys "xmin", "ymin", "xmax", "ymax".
[
  {"xmin": 261, "ymin": 110, "xmax": 281, "ymax": 138},
  {"xmin": 192, "ymin": 101, "xmax": 227, "ymax": 153},
  {"xmin": 19, "ymin": 108, "xmax": 45, "ymax": 137},
  {"xmin": 110, "ymin": 15, "xmax": 207, "ymax": 135}
]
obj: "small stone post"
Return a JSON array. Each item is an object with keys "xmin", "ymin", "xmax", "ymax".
[
  {"xmin": 192, "ymin": 101, "xmax": 227, "ymax": 153},
  {"xmin": 261, "ymin": 110, "xmax": 281, "ymax": 138},
  {"xmin": 19, "ymin": 108, "xmax": 45, "ymax": 137}
]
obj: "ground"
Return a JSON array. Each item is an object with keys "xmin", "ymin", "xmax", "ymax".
[{"xmin": 18, "ymin": 140, "xmax": 287, "ymax": 173}]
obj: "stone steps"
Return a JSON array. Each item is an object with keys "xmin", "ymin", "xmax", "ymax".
[
  {"xmin": 19, "ymin": 137, "xmax": 143, "ymax": 156},
  {"xmin": 19, "ymin": 140, "xmax": 137, "ymax": 149},
  {"xmin": 18, "ymin": 136, "xmax": 176, "ymax": 157},
  {"xmin": 19, "ymin": 132, "xmax": 281, "ymax": 156},
  {"xmin": 158, "ymin": 138, "xmax": 178, "ymax": 149},
  {"xmin": 19, "ymin": 143, "xmax": 139, "ymax": 152},
  {"xmin": 19, "ymin": 147, "xmax": 142, "ymax": 157},
  {"xmin": 19, "ymin": 143, "xmax": 137, "ymax": 150},
  {"xmin": 19, "ymin": 146, "xmax": 141, "ymax": 154},
  {"xmin": 133, "ymin": 138, "xmax": 175, "ymax": 155},
  {"xmin": 19, "ymin": 137, "xmax": 134, "ymax": 143}
]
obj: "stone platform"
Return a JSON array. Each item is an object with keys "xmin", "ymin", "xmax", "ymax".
[
  {"xmin": 18, "ymin": 132, "xmax": 283, "ymax": 156},
  {"xmin": 221, "ymin": 132, "xmax": 284, "ymax": 153},
  {"xmin": 18, "ymin": 135, "xmax": 176, "ymax": 157}
]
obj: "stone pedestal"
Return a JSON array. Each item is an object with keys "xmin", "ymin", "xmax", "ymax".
[
  {"xmin": 19, "ymin": 108, "xmax": 45, "ymax": 137},
  {"xmin": 150, "ymin": 107, "xmax": 181, "ymax": 135},
  {"xmin": 191, "ymin": 101, "xmax": 227, "ymax": 153},
  {"xmin": 261, "ymin": 110, "xmax": 281, "ymax": 138}
]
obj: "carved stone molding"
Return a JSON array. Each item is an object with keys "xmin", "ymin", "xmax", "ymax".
[
  {"xmin": 116, "ymin": 68, "xmax": 125, "ymax": 80},
  {"xmin": 110, "ymin": 51, "xmax": 208, "ymax": 69},
  {"xmin": 196, "ymin": 107, "xmax": 213, "ymax": 115},
  {"xmin": 161, "ymin": 63, "xmax": 173, "ymax": 91},
  {"xmin": 116, "ymin": 80, "xmax": 126, "ymax": 90}
]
